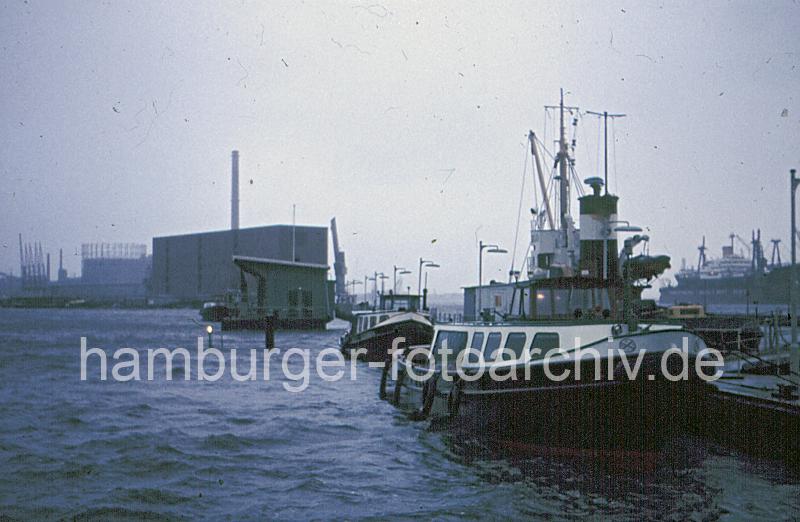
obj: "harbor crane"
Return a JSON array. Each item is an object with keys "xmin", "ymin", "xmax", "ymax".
[
  {"xmin": 330, "ymin": 218, "xmax": 348, "ymax": 303},
  {"xmin": 771, "ymin": 239, "xmax": 782, "ymax": 268}
]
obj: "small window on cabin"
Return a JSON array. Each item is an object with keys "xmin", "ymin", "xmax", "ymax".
[
  {"xmin": 538, "ymin": 253, "xmax": 552, "ymax": 268},
  {"xmin": 484, "ymin": 332, "xmax": 502, "ymax": 361},
  {"xmin": 369, "ymin": 316, "xmax": 377, "ymax": 328},
  {"xmin": 553, "ymin": 290, "xmax": 570, "ymax": 316},
  {"xmin": 504, "ymin": 333, "xmax": 527, "ymax": 359},
  {"xmin": 379, "ymin": 315, "xmax": 389, "ymax": 323},
  {"xmin": 529, "ymin": 333, "xmax": 560, "ymax": 358},
  {"xmin": 535, "ymin": 290, "xmax": 552, "ymax": 318}
]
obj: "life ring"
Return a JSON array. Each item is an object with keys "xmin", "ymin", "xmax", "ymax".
[
  {"xmin": 448, "ymin": 375, "xmax": 463, "ymax": 418},
  {"xmin": 392, "ymin": 367, "xmax": 406, "ymax": 405},
  {"xmin": 412, "ymin": 376, "xmax": 437, "ymax": 420}
]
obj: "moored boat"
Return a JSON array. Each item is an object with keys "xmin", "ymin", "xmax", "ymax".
[
  {"xmin": 200, "ymin": 301, "xmax": 233, "ymax": 322},
  {"xmin": 387, "ymin": 280, "xmax": 714, "ymax": 460},
  {"xmin": 340, "ymin": 292, "xmax": 434, "ymax": 362},
  {"xmin": 341, "ymin": 309, "xmax": 433, "ymax": 362}
]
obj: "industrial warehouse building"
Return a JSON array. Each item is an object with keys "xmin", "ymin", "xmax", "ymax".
[{"xmin": 150, "ymin": 224, "xmax": 329, "ymax": 303}]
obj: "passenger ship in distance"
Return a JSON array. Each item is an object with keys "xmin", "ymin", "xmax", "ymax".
[
  {"xmin": 387, "ymin": 93, "xmax": 714, "ymax": 465},
  {"xmin": 340, "ymin": 292, "xmax": 433, "ymax": 362},
  {"xmin": 659, "ymin": 233, "xmax": 793, "ymax": 312}
]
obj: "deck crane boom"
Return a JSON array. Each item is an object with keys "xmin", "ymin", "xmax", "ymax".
[{"xmin": 529, "ymin": 131, "xmax": 555, "ymax": 230}]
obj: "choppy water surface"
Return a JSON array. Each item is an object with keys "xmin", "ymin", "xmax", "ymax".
[{"xmin": 1, "ymin": 309, "xmax": 798, "ymax": 520}]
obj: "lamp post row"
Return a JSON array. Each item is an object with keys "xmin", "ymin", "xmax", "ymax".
[{"xmin": 354, "ymin": 262, "xmax": 440, "ymax": 308}]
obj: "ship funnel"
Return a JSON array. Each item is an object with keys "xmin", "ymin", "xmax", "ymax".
[
  {"xmin": 584, "ymin": 177, "xmax": 604, "ymax": 196},
  {"xmin": 578, "ymin": 179, "xmax": 619, "ymax": 280}
]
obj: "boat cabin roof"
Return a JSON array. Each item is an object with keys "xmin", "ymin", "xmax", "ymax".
[
  {"xmin": 422, "ymin": 321, "xmax": 683, "ymax": 367},
  {"xmin": 351, "ymin": 310, "xmax": 422, "ymax": 334}
]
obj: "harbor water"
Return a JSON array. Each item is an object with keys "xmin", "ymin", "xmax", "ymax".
[{"xmin": 1, "ymin": 308, "xmax": 799, "ymax": 520}]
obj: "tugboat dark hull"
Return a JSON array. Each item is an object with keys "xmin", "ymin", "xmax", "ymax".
[
  {"xmin": 454, "ymin": 376, "xmax": 701, "ymax": 456},
  {"xmin": 392, "ymin": 349, "xmax": 707, "ymax": 462},
  {"xmin": 341, "ymin": 321, "xmax": 433, "ymax": 362}
]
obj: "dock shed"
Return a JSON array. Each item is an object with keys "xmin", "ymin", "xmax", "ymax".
[{"xmin": 230, "ymin": 255, "xmax": 333, "ymax": 329}]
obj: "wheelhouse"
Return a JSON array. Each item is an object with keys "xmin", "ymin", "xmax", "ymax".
[
  {"xmin": 505, "ymin": 277, "xmax": 632, "ymax": 321},
  {"xmin": 353, "ymin": 311, "xmax": 395, "ymax": 334}
]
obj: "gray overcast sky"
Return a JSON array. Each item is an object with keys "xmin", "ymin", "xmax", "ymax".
[{"xmin": 1, "ymin": 1, "xmax": 798, "ymax": 295}]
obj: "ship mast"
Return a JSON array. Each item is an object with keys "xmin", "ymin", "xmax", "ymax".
[{"xmin": 558, "ymin": 89, "xmax": 569, "ymax": 236}]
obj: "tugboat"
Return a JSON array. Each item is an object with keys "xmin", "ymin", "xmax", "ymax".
[
  {"xmin": 385, "ymin": 92, "xmax": 715, "ymax": 465},
  {"xmin": 388, "ymin": 240, "xmax": 712, "ymax": 462},
  {"xmin": 340, "ymin": 292, "xmax": 433, "ymax": 362}
]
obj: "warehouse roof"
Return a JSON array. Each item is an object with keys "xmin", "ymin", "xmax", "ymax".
[{"xmin": 233, "ymin": 255, "xmax": 329, "ymax": 271}]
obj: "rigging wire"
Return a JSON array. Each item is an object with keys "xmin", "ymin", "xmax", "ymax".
[
  {"xmin": 595, "ymin": 114, "xmax": 603, "ymax": 180},
  {"xmin": 542, "ymin": 107, "xmax": 550, "ymax": 153},
  {"xmin": 509, "ymin": 144, "xmax": 529, "ymax": 280},
  {"xmin": 531, "ymin": 143, "xmax": 539, "ymax": 228},
  {"xmin": 570, "ymin": 112, "xmax": 585, "ymax": 199},
  {"xmin": 611, "ymin": 118, "xmax": 619, "ymax": 194},
  {"xmin": 570, "ymin": 165, "xmax": 586, "ymax": 197},
  {"xmin": 578, "ymin": 110, "xmax": 594, "ymax": 179}
]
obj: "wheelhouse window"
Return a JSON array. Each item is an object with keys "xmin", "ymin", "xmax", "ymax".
[
  {"xmin": 432, "ymin": 330, "xmax": 469, "ymax": 357},
  {"xmin": 462, "ymin": 332, "xmax": 484, "ymax": 364},
  {"xmin": 504, "ymin": 333, "xmax": 528, "ymax": 359},
  {"xmin": 535, "ymin": 290, "xmax": 552, "ymax": 318},
  {"xmin": 470, "ymin": 332, "xmax": 484, "ymax": 350},
  {"xmin": 529, "ymin": 332, "xmax": 560, "ymax": 358},
  {"xmin": 484, "ymin": 332, "xmax": 501, "ymax": 361}
]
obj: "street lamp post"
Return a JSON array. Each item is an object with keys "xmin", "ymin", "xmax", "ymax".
[
  {"xmin": 421, "ymin": 262, "xmax": 440, "ymax": 310},
  {"xmin": 393, "ymin": 265, "xmax": 411, "ymax": 294},
  {"xmin": 791, "ymin": 169, "xmax": 799, "ymax": 375},
  {"xmin": 374, "ymin": 272, "xmax": 388, "ymax": 308},
  {"xmin": 418, "ymin": 258, "xmax": 439, "ymax": 295},
  {"xmin": 418, "ymin": 258, "xmax": 433, "ymax": 297},
  {"xmin": 369, "ymin": 272, "xmax": 381, "ymax": 308},
  {"xmin": 347, "ymin": 279, "xmax": 362, "ymax": 302},
  {"xmin": 478, "ymin": 241, "xmax": 508, "ymax": 319}
]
